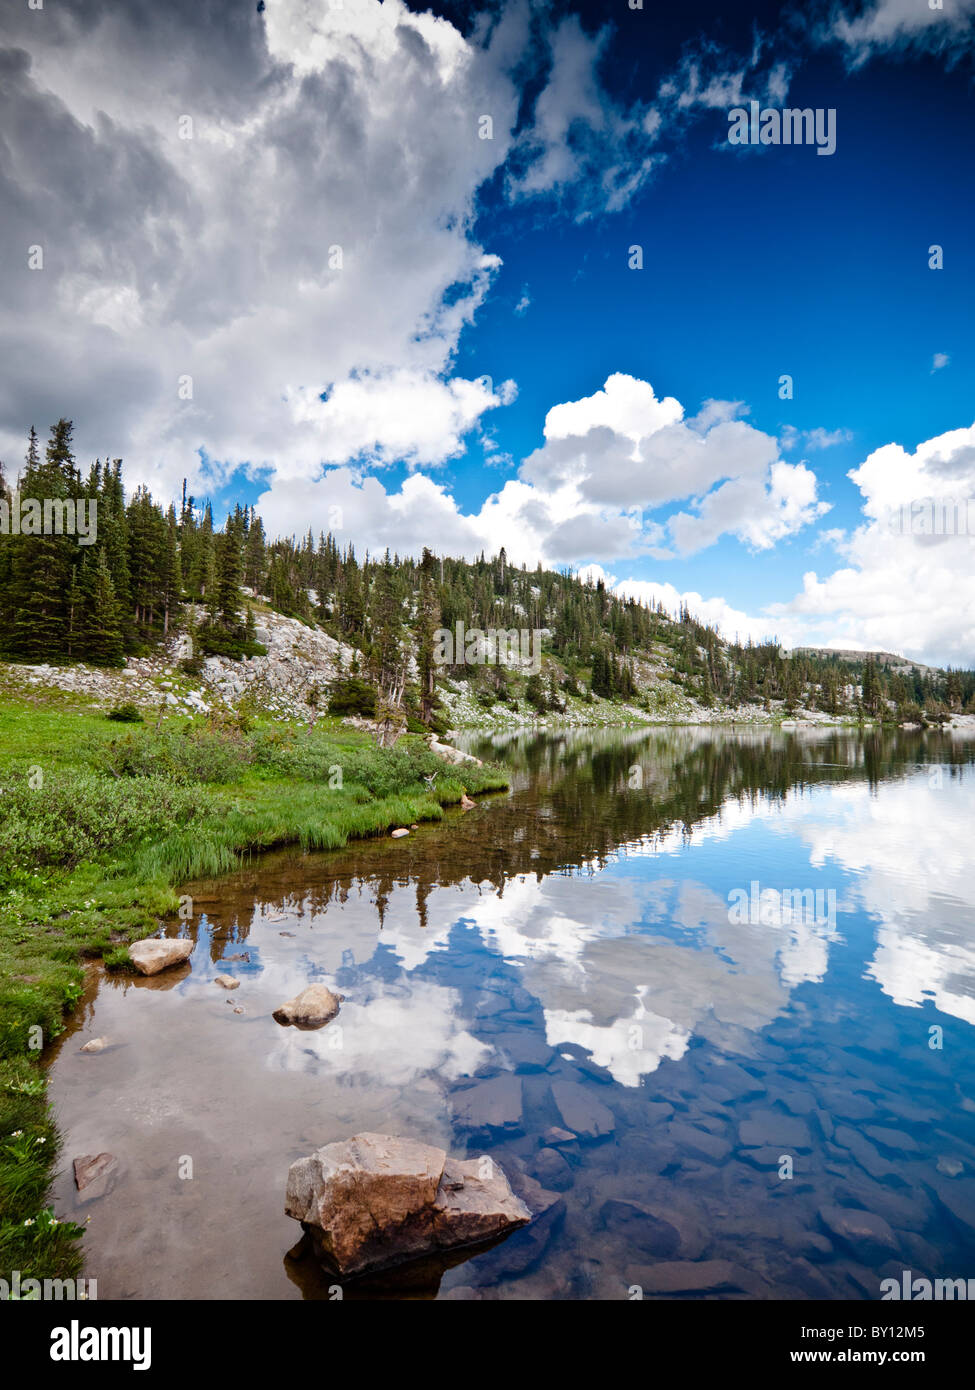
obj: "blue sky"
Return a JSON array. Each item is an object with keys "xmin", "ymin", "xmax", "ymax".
[{"xmin": 2, "ymin": 0, "xmax": 974, "ymax": 662}]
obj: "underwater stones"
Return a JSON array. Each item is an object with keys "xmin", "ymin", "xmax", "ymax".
[
  {"xmin": 272, "ymin": 983, "xmax": 343, "ymax": 1030},
  {"xmin": 531, "ymin": 1147, "xmax": 573, "ymax": 1191},
  {"xmin": 738, "ymin": 1110, "xmax": 813, "ymax": 1153},
  {"xmin": 818, "ymin": 1205, "xmax": 899, "ymax": 1260},
  {"xmin": 930, "ymin": 1178, "xmax": 975, "ymax": 1236},
  {"xmin": 490, "ymin": 1171, "xmax": 565, "ymax": 1276},
  {"xmin": 551, "ymin": 1080, "xmax": 615, "ymax": 1140},
  {"xmin": 832, "ymin": 1126, "xmax": 898, "ymax": 1181},
  {"xmin": 79, "ymin": 1037, "xmax": 111, "ymax": 1053},
  {"xmin": 73, "ymin": 1152, "xmax": 119, "ymax": 1203},
  {"xmin": 668, "ymin": 1122, "xmax": 732, "ymax": 1165},
  {"xmin": 128, "ymin": 937, "xmax": 193, "ymax": 976},
  {"xmin": 863, "ymin": 1126, "xmax": 921, "ymax": 1156},
  {"xmin": 493, "ymin": 1031, "xmax": 552, "ymax": 1074},
  {"xmin": 626, "ymin": 1260, "xmax": 756, "ymax": 1295},
  {"xmin": 285, "ymin": 1133, "xmax": 530, "ymax": 1278},
  {"xmin": 214, "ymin": 975, "xmax": 239, "ymax": 990},
  {"xmin": 452, "ymin": 1075, "xmax": 524, "ymax": 1135},
  {"xmin": 599, "ymin": 1199, "xmax": 710, "ymax": 1261}
]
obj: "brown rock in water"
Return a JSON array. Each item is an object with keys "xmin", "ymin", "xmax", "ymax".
[
  {"xmin": 285, "ymin": 1133, "xmax": 530, "ymax": 1277},
  {"xmin": 390, "ymin": 827, "xmax": 410, "ymax": 838},
  {"xmin": 214, "ymin": 975, "xmax": 239, "ymax": 990},
  {"xmin": 128, "ymin": 937, "xmax": 193, "ymax": 976},
  {"xmin": 79, "ymin": 1037, "xmax": 111, "ymax": 1054},
  {"xmin": 272, "ymin": 983, "xmax": 343, "ymax": 1029},
  {"xmin": 73, "ymin": 1152, "xmax": 119, "ymax": 1203},
  {"xmin": 459, "ymin": 793, "xmax": 475, "ymax": 810}
]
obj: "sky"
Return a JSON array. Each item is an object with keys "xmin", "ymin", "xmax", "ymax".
[{"xmin": 1, "ymin": 0, "xmax": 974, "ymax": 665}]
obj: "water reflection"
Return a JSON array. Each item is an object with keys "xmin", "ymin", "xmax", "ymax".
[{"xmin": 46, "ymin": 727, "xmax": 975, "ymax": 1300}]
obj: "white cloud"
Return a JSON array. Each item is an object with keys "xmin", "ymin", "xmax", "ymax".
[
  {"xmin": 774, "ymin": 421, "xmax": 975, "ymax": 665},
  {"xmin": 824, "ymin": 0, "xmax": 975, "ymax": 64},
  {"xmin": 932, "ymin": 352, "xmax": 951, "ymax": 373}
]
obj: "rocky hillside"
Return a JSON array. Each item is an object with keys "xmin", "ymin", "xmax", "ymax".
[{"xmin": 0, "ymin": 600, "xmax": 938, "ymax": 733}]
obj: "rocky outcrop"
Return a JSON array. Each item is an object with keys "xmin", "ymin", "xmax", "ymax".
[
  {"xmin": 285, "ymin": 1133, "xmax": 530, "ymax": 1277},
  {"xmin": 128, "ymin": 937, "xmax": 193, "ymax": 976},
  {"xmin": 273, "ymin": 983, "xmax": 343, "ymax": 1029}
]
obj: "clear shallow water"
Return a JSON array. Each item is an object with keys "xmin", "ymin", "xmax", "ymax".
[{"xmin": 47, "ymin": 727, "xmax": 975, "ymax": 1299}]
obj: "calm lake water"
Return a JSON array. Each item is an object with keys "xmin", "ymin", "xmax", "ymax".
[{"xmin": 47, "ymin": 727, "xmax": 975, "ymax": 1299}]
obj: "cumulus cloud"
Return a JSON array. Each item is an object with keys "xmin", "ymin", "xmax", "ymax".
[
  {"xmin": 932, "ymin": 352, "xmax": 951, "ymax": 373},
  {"xmin": 253, "ymin": 371, "xmax": 830, "ymax": 568},
  {"xmin": 520, "ymin": 373, "xmax": 830, "ymax": 555},
  {"xmin": 775, "ymin": 421, "xmax": 975, "ymax": 665}
]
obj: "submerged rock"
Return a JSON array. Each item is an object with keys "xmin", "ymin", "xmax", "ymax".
[
  {"xmin": 551, "ymin": 1079, "xmax": 615, "ymax": 1140},
  {"xmin": 390, "ymin": 827, "xmax": 409, "ymax": 839},
  {"xmin": 273, "ymin": 983, "xmax": 343, "ymax": 1029},
  {"xmin": 214, "ymin": 975, "xmax": 239, "ymax": 990},
  {"xmin": 128, "ymin": 937, "xmax": 193, "ymax": 976},
  {"xmin": 818, "ymin": 1205, "xmax": 899, "ymax": 1258},
  {"xmin": 452, "ymin": 1075, "xmax": 524, "ymax": 1135},
  {"xmin": 79, "ymin": 1037, "xmax": 111, "ymax": 1054},
  {"xmin": 73, "ymin": 1152, "xmax": 119, "ymax": 1203},
  {"xmin": 285, "ymin": 1133, "xmax": 530, "ymax": 1277},
  {"xmin": 459, "ymin": 793, "xmax": 476, "ymax": 810}
]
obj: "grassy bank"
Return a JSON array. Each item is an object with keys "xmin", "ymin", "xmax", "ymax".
[{"xmin": 0, "ymin": 691, "xmax": 508, "ymax": 1284}]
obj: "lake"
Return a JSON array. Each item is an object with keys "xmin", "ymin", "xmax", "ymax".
[{"xmin": 47, "ymin": 726, "xmax": 975, "ymax": 1299}]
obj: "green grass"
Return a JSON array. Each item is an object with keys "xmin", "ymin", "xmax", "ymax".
[{"xmin": 0, "ymin": 693, "xmax": 507, "ymax": 1282}]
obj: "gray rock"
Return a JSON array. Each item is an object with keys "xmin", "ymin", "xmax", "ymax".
[
  {"xmin": 273, "ymin": 983, "xmax": 343, "ymax": 1029},
  {"xmin": 531, "ymin": 1147, "xmax": 573, "ymax": 1191},
  {"xmin": 551, "ymin": 1080, "xmax": 615, "ymax": 1140},
  {"xmin": 452, "ymin": 1075, "xmax": 524, "ymax": 1134},
  {"xmin": 128, "ymin": 937, "xmax": 193, "ymax": 976},
  {"xmin": 668, "ymin": 1122, "xmax": 732, "ymax": 1165}
]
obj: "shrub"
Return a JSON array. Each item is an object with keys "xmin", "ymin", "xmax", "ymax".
[
  {"xmin": 327, "ymin": 677, "xmax": 378, "ymax": 718},
  {"xmin": 106, "ymin": 703, "xmax": 144, "ymax": 723}
]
